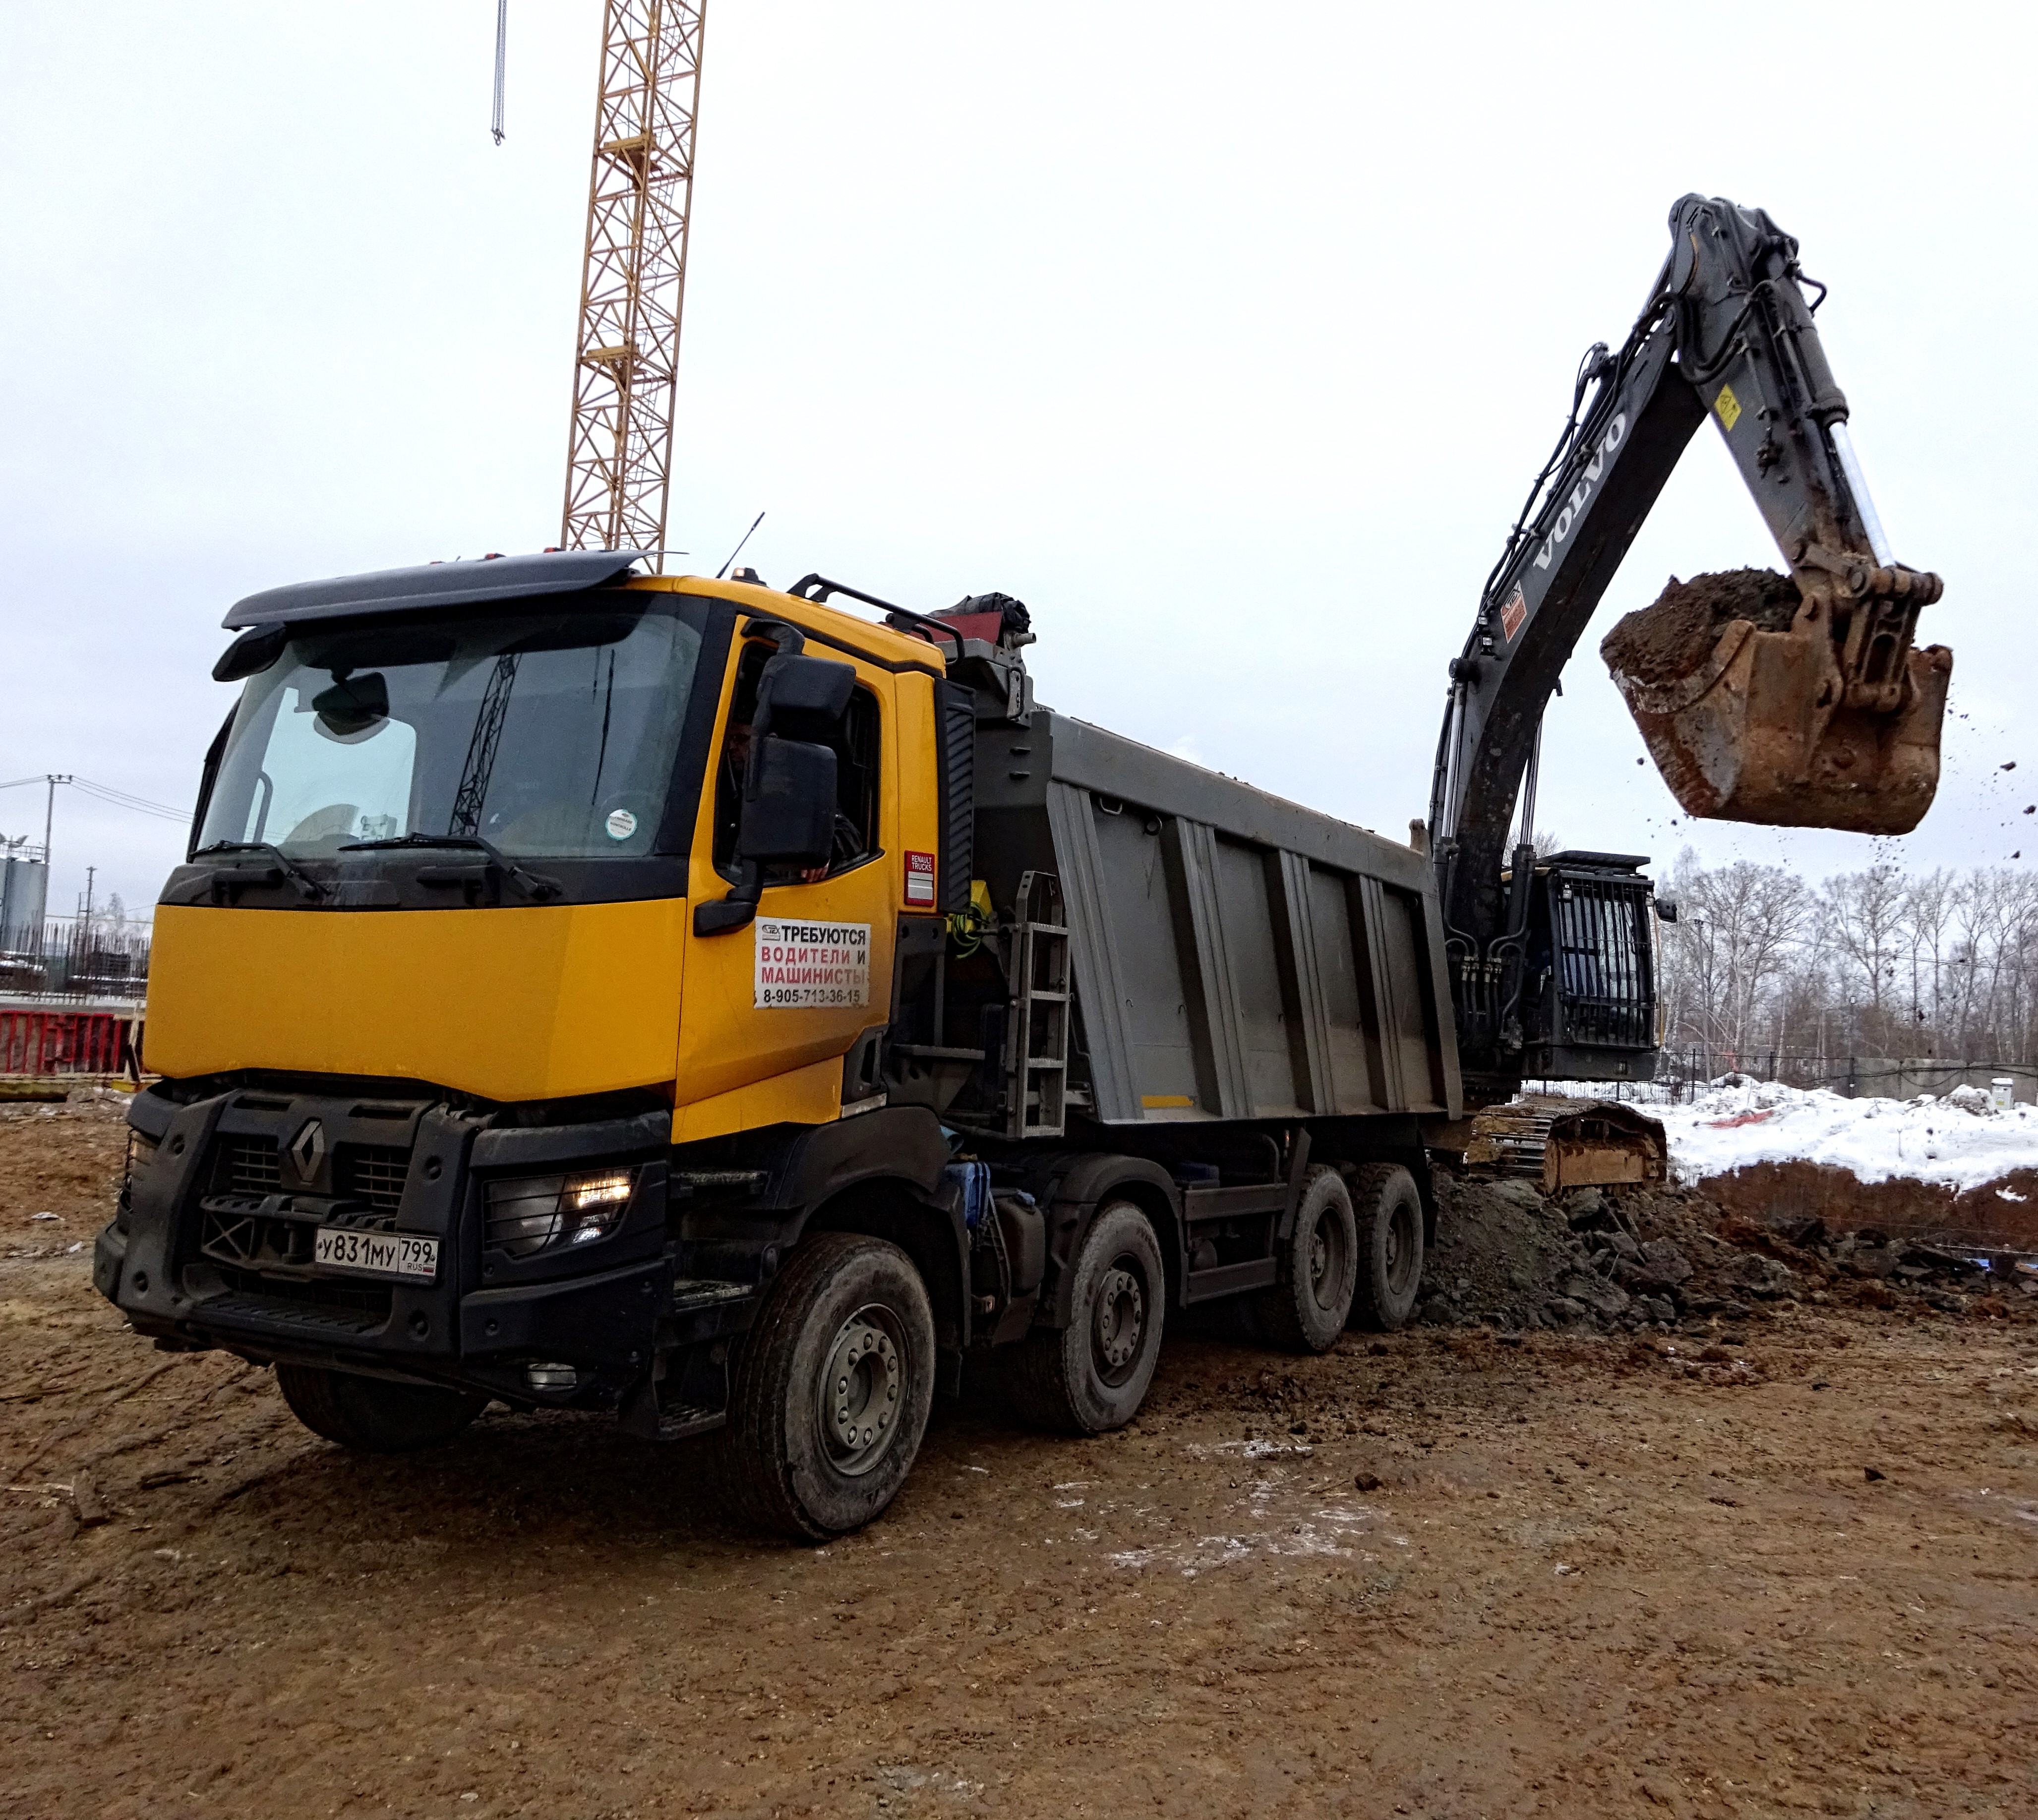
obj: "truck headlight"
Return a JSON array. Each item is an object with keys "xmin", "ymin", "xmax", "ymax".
[{"xmin": 485, "ymin": 1167, "xmax": 639, "ymax": 1257}]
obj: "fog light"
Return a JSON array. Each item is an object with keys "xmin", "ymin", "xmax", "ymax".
[
  {"xmin": 525, "ymin": 1362, "xmax": 579, "ymax": 1392},
  {"xmin": 485, "ymin": 1165, "xmax": 641, "ymax": 1256}
]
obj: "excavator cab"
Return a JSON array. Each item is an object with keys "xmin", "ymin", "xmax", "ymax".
[{"xmin": 1513, "ymin": 852, "xmax": 1659, "ymax": 1082}]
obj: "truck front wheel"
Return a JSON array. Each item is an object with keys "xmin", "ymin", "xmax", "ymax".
[
  {"xmin": 1003, "ymin": 1202, "xmax": 1165, "ymax": 1435},
  {"xmin": 1344, "ymin": 1163, "xmax": 1425, "ymax": 1331},
  {"xmin": 276, "ymin": 1364, "xmax": 487, "ymax": 1454},
  {"xmin": 715, "ymin": 1231, "xmax": 937, "ymax": 1540}
]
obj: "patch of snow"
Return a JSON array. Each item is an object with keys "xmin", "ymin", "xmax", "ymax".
[
  {"xmin": 1646, "ymin": 1078, "xmax": 2038, "ymax": 1193},
  {"xmin": 1180, "ymin": 1440, "xmax": 1313, "ymax": 1460}
]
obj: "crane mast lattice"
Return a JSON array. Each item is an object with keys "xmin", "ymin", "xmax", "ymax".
[{"xmin": 560, "ymin": 0, "xmax": 707, "ymax": 571}]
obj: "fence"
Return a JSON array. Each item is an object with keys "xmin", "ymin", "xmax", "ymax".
[
  {"xmin": 1555, "ymin": 1048, "xmax": 2038, "ymax": 1107},
  {"xmin": 0, "ymin": 914, "xmax": 151, "ymax": 1002},
  {"xmin": 0, "ymin": 1008, "xmax": 141, "ymax": 1079}
]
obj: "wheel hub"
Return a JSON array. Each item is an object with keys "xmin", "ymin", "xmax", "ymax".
[
  {"xmin": 1386, "ymin": 1203, "xmax": 1418, "ymax": 1293},
  {"xmin": 819, "ymin": 1306, "xmax": 903, "ymax": 1476},
  {"xmin": 1093, "ymin": 1266, "xmax": 1144, "ymax": 1374}
]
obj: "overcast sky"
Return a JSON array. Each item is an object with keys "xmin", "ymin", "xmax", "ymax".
[{"xmin": 2, "ymin": 1, "xmax": 2030, "ymax": 920}]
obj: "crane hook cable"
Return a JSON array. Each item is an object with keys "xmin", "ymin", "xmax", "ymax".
[{"xmin": 491, "ymin": 0, "xmax": 508, "ymax": 146}]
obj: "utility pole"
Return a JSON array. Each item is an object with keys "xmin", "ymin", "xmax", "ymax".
[
  {"xmin": 44, "ymin": 773, "xmax": 70, "ymax": 869},
  {"xmin": 83, "ymin": 865, "xmax": 96, "ymax": 926},
  {"xmin": 560, "ymin": 0, "xmax": 708, "ymax": 571}
]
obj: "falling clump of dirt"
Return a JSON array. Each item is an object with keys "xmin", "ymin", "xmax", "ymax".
[{"xmin": 1601, "ymin": 567, "xmax": 1803, "ymax": 687}]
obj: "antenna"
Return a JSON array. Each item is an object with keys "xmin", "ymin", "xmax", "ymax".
[{"xmin": 716, "ymin": 511, "xmax": 765, "ymax": 580}]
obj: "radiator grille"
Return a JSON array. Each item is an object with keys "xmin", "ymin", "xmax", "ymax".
[
  {"xmin": 214, "ymin": 1135, "xmax": 282, "ymax": 1196},
  {"xmin": 341, "ymin": 1145, "xmax": 409, "ymax": 1215}
]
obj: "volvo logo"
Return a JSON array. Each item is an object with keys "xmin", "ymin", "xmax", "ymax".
[
  {"xmin": 287, "ymin": 1119, "xmax": 326, "ymax": 1184},
  {"xmin": 1532, "ymin": 411, "xmax": 1627, "ymax": 572}
]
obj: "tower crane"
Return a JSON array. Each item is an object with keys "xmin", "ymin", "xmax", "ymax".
[{"xmin": 557, "ymin": 1, "xmax": 709, "ymax": 572}]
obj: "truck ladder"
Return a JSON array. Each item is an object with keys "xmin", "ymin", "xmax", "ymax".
[{"xmin": 1005, "ymin": 871, "xmax": 1070, "ymax": 1140}]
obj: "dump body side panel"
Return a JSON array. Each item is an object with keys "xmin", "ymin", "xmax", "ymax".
[{"xmin": 976, "ymin": 710, "xmax": 1461, "ymax": 1126}]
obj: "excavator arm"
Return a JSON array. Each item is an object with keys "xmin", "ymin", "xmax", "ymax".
[{"xmin": 1429, "ymin": 193, "xmax": 1948, "ymax": 1092}]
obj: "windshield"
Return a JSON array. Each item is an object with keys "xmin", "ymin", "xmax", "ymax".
[{"xmin": 199, "ymin": 599, "xmax": 709, "ymax": 858}]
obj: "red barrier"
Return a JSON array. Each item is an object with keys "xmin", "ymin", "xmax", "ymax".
[{"xmin": 0, "ymin": 1010, "xmax": 140, "ymax": 1077}]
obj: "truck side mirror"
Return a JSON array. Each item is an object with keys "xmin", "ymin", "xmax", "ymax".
[
  {"xmin": 759, "ymin": 654, "xmax": 855, "ymax": 731},
  {"xmin": 736, "ymin": 737, "xmax": 838, "ymax": 866},
  {"xmin": 1652, "ymin": 895, "xmax": 1679, "ymax": 924}
]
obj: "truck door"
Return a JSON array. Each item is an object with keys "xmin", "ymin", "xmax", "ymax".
[{"xmin": 673, "ymin": 628, "xmax": 900, "ymax": 1136}]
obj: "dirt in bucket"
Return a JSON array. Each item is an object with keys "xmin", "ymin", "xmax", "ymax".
[{"xmin": 1601, "ymin": 567, "xmax": 1803, "ymax": 687}]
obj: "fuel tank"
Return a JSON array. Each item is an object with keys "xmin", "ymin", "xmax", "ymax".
[{"xmin": 1602, "ymin": 568, "xmax": 1950, "ymax": 835}]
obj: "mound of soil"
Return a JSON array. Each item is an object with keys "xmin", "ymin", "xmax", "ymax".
[
  {"xmin": 1600, "ymin": 567, "xmax": 1803, "ymax": 687},
  {"xmin": 1700, "ymin": 1157, "xmax": 2038, "ymax": 1252},
  {"xmin": 1421, "ymin": 1167, "xmax": 2035, "ymax": 1336}
]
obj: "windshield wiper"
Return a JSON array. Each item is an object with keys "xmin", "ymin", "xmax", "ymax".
[
  {"xmin": 338, "ymin": 833, "xmax": 562, "ymax": 902},
  {"xmin": 191, "ymin": 840, "xmax": 330, "ymax": 902}
]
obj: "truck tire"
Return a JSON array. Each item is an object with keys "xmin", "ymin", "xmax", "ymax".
[
  {"xmin": 276, "ymin": 1364, "xmax": 487, "ymax": 1454},
  {"xmin": 1344, "ymin": 1163, "xmax": 1424, "ymax": 1332},
  {"xmin": 1003, "ymin": 1202, "xmax": 1165, "ymax": 1435},
  {"xmin": 714, "ymin": 1231, "xmax": 936, "ymax": 1541},
  {"xmin": 1249, "ymin": 1166, "xmax": 1358, "ymax": 1352}
]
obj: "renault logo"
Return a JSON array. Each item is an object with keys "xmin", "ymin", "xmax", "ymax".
[{"xmin": 287, "ymin": 1119, "xmax": 326, "ymax": 1184}]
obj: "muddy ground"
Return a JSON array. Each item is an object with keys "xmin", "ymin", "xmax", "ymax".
[{"xmin": 4, "ymin": 1109, "xmax": 2038, "ymax": 1818}]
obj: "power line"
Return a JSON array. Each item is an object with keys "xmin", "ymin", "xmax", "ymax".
[
  {"xmin": 66, "ymin": 777, "xmax": 188, "ymax": 821},
  {"xmin": 2, "ymin": 775, "xmax": 187, "ymax": 821}
]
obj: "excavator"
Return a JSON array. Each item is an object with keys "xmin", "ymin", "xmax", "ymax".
[{"xmin": 1428, "ymin": 191, "xmax": 1947, "ymax": 1103}]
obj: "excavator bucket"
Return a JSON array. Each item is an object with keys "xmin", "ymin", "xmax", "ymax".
[{"xmin": 1601, "ymin": 568, "xmax": 1951, "ymax": 835}]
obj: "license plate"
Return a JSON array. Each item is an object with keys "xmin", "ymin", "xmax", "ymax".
[{"xmin": 313, "ymin": 1227, "xmax": 439, "ymax": 1282}]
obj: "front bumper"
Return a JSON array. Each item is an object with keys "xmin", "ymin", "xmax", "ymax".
[{"xmin": 98, "ymin": 1082, "xmax": 717, "ymax": 1406}]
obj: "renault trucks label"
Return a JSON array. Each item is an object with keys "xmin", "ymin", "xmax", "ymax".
[{"xmin": 755, "ymin": 919, "xmax": 871, "ymax": 1009}]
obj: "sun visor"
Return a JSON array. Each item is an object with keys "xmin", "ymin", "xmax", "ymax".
[{"xmin": 222, "ymin": 549, "xmax": 652, "ymax": 629}]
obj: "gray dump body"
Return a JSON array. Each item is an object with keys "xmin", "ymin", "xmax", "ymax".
[{"xmin": 974, "ymin": 709, "xmax": 1462, "ymax": 1129}]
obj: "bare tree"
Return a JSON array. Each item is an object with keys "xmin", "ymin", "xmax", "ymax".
[
  {"xmin": 1662, "ymin": 861, "xmax": 1812, "ymax": 1060},
  {"xmin": 1824, "ymin": 863, "xmax": 1910, "ymax": 1051}
]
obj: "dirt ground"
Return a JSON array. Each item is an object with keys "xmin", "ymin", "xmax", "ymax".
[{"xmin": 4, "ymin": 1111, "xmax": 2038, "ymax": 1819}]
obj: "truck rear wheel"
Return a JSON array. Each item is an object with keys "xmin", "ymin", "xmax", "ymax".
[
  {"xmin": 1345, "ymin": 1163, "xmax": 1425, "ymax": 1332},
  {"xmin": 1250, "ymin": 1165, "xmax": 1358, "ymax": 1352},
  {"xmin": 1003, "ymin": 1202, "xmax": 1165, "ymax": 1435},
  {"xmin": 715, "ymin": 1231, "xmax": 936, "ymax": 1541},
  {"xmin": 276, "ymin": 1364, "xmax": 487, "ymax": 1454}
]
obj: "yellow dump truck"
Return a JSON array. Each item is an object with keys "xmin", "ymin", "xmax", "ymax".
[{"xmin": 100, "ymin": 555, "xmax": 1464, "ymax": 1535}]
